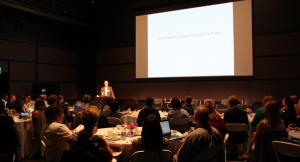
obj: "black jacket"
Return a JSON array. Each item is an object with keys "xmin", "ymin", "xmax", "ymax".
[{"xmin": 137, "ymin": 106, "xmax": 161, "ymax": 126}]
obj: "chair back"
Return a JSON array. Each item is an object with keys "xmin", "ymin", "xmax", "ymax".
[
  {"xmin": 76, "ymin": 112, "xmax": 82, "ymax": 124},
  {"xmin": 223, "ymin": 133, "xmax": 229, "ymax": 161},
  {"xmin": 221, "ymin": 99, "xmax": 229, "ymax": 105},
  {"xmin": 193, "ymin": 146, "xmax": 223, "ymax": 162},
  {"xmin": 244, "ymin": 100, "xmax": 256, "ymax": 107},
  {"xmin": 107, "ymin": 117, "xmax": 122, "ymax": 127},
  {"xmin": 272, "ymin": 141, "xmax": 300, "ymax": 162},
  {"xmin": 189, "ymin": 115, "xmax": 194, "ymax": 122},
  {"xmin": 225, "ymin": 123, "xmax": 248, "ymax": 132},
  {"xmin": 191, "ymin": 99, "xmax": 198, "ymax": 106},
  {"xmin": 0, "ymin": 125, "xmax": 19, "ymax": 155},
  {"xmin": 169, "ymin": 118, "xmax": 188, "ymax": 133},
  {"xmin": 131, "ymin": 150, "xmax": 172, "ymax": 162},
  {"xmin": 154, "ymin": 99, "xmax": 162, "ymax": 105},
  {"xmin": 61, "ymin": 150, "xmax": 100, "ymax": 162}
]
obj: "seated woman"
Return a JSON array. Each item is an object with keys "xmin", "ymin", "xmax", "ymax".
[
  {"xmin": 204, "ymin": 99, "xmax": 223, "ymax": 118},
  {"xmin": 100, "ymin": 97, "xmax": 114, "ymax": 116},
  {"xmin": 89, "ymin": 101, "xmax": 108, "ymax": 128},
  {"xmin": 204, "ymin": 102, "xmax": 227, "ymax": 138},
  {"xmin": 282, "ymin": 96, "xmax": 297, "ymax": 127},
  {"xmin": 61, "ymin": 103, "xmax": 76, "ymax": 129},
  {"xmin": 12, "ymin": 96, "xmax": 28, "ymax": 116},
  {"xmin": 251, "ymin": 95, "xmax": 285, "ymax": 128},
  {"xmin": 239, "ymin": 100, "xmax": 285, "ymax": 159},
  {"xmin": 107, "ymin": 100, "xmax": 124, "ymax": 123},
  {"xmin": 124, "ymin": 97, "xmax": 138, "ymax": 111},
  {"xmin": 131, "ymin": 114, "xmax": 169, "ymax": 153},
  {"xmin": 41, "ymin": 105, "xmax": 73, "ymax": 162},
  {"xmin": 32, "ymin": 98, "xmax": 47, "ymax": 138},
  {"xmin": 68, "ymin": 106, "xmax": 114, "ymax": 162}
]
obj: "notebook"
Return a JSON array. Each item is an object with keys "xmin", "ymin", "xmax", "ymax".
[{"xmin": 160, "ymin": 121, "xmax": 183, "ymax": 140}]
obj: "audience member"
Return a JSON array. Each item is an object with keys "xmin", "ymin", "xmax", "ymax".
[
  {"xmin": 290, "ymin": 95, "xmax": 300, "ymax": 116},
  {"xmin": 173, "ymin": 106, "xmax": 223, "ymax": 162},
  {"xmin": 205, "ymin": 102, "xmax": 227, "ymax": 138},
  {"xmin": 62, "ymin": 103, "xmax": 76, "ymax": 129},
  {"xmin": 26, "ymin": 94, "xmax": 34, "ymax": 107},
  {"xmin": 100, "ymin": 97, "xmax": 114, "ymax": 116},
  {"xmin": 124, "ymin": 97, "xmax": 138, "ymax": 111},
  {"xmin": 68, "ymin": 106, "xmax": 115, "ymax": 162},
  {"xmin": 282, "ymin": 96, "xmax": 297, "ymax": 127},
  {"xmin": 167, "ymin": 97, "xmax": 189, "ymax": 120},
  {"xmin": 6, "ymin": 95, "xmax": 16, "ymax": 109},
  {"xmin": 56, "ymin": 95, "xmax": 64, "ymax": 106},
  {"xmin": 223, "ymin": 95, "xmax": 249, "ymax": 143},
  {"xmin": 0, "ymin": 101, "xmax": 15, "ymax": 126},
  {"xmin": 204, "ymin": 99, "xmax": 223, "ymax": 117},
  {"xmin": 39, "ymin": 94, "xmax": 49, "ymax": 106},
  {"xmin": 76, "ymin": 95, "xmax": 91, "ymax": 113},
  {"xmin": 2, "ymin": 93, "xmax": 8, "ymax": 108},
  {"xmin": 41, "ymin": 105, "xmax": 72, "ymax": 162},
  {"xmin": 48, "ymin": 95, "xmax": 58, "ymax": 106},
  {"xmin": 107, "ymin": 100, "xmax": 124, "ymax": 123},
  {"xmin": 251, "ymin": 95, "xmax": 285, "ymax": 127},
  {"xmin": 137, "ymin": 97, "xmax": 161, "ymax": 126},
  {"xmin": 12, "ymin": 96, "xmax": 27, "ymax": 113},
  {"xmin": 131, "ymin": 114, "xmax": 169, "ymax": 153},
  {"xmin": 89, "ymin": 101, "xmax": 108, "ymax": 128},
  {"xmin": 182, "ymin": 96, "xmax": 195, "ymax": 115},
  {"xmin": 239, "ymin": 101, "xmax": 285, "ymax": 159},
  {"xmin": 32, "ymin": 98, "xmax": 47, "ymax": 138}
]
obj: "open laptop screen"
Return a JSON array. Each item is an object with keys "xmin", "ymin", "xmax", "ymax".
[{"xmin": 160, "ymin": 121, "xmax": 171, "ymax": 136}]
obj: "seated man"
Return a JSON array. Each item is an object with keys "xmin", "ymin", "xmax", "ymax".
[
  {"xmin": 223, "ymin": 95, "xmax": 249, "ymax": 143},
  {"xmin": 174, "ymin": 106, "xmax": 223, "ymax": 162},
  {"xmin": 167, "ymin": 98, "xmax": 189, "ymax": 120},
  {"xmin": 182, "ymin": 96, "xmax": 195, "ymax": 115},
  {"xmin": 137, "ymin": 97, "xmax": 161, "ymax": 126},
  {"xmin": 6, "ymin": 95, "xmax": 16, "ymax": 109},
  {"xmin": 76, "ymin": 95, "xmax": 91, "ymax": 113}
]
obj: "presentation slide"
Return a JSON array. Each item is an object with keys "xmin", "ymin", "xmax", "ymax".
[{"xmin": 136, "ymin": 0, "xmax": 252, "ymax": 78}]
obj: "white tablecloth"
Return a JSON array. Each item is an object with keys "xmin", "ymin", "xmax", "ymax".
[
  {"xmin": 13, "ymin": 117, "xmax": 34, "ymax": 158},
  {"xmin": 123, "ymin": 113, "xmax": 168, "ymax": 126},
  {"xmin": 288, "ymin": 130, "xmax": 300, "ymax": 139},
  {"xmin": 96, "ymin": 127, "xmax": 182, "ymax": 162}
]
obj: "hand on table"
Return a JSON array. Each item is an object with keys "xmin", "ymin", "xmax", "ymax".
[{"xmin": 288, "ymin": 124, "xmax": 299, "ymax": 130}]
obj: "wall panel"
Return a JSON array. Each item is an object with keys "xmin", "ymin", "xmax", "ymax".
[
  {"xmin": 97, "ymin": 47, "xmax": 135, "ymax": 65},
  {"xmin": 10, "ymin": 61, "xmax": 34, "ymax": 81},
  {"xmin": 37, "ymin": 64, "xmax": 77, "ymax": 82},
  {"xmin": 137, "ymin": 82, "xmax": 188, "ymax": 100},
  {"xmin": 9, "ymin": 82, "xmax": 33, "ymax": 96},
  {"xmin": 60, "ymin": 83, "xmax": 78, "ymax": 99},
  {"xmin": 0, "ymin": 40, "xmax": 34, "ymax": 62},
  {"xmin": 250, "ymin": 80, "xmax": 300, "ymax": 102},
  {"xmin": 254, "ymin": 32, "xmax": 300, "ymax": 56},
  {"xmin": 37, "ymin": 46, "xmax": 77, "ymax": 66},
  {"xmin": 97, "ymin": 64, "xmax": 135, "ymax": 82},
  {"xmin": 189, "ymin": 81, "xmax": 250, "ymax": 101}
]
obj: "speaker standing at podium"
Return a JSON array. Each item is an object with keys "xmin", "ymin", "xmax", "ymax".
[{"xmin": 100, "ymin": 80, "xmax": 115, "ymax": 99}]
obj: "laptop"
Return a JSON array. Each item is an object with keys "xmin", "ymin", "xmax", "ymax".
[
  {"xmin": 19, "ymin": 112, "xmax": 30, "ymax": 119},
  {"xmin": 160, "ymin": 121, "xmax": 183, "ymax": 141}
]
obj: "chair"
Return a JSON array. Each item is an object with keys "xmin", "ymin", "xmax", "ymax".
[
  {"xmin": 193, "ymin": 146, "xmax": 223, "ymax": 162},
  {"xmin": 29, "ymin": 137, "xmax": 42, "ymax": 159},
  {"xmin": 169, "ymin": 118, "xmax": 188, "ymax": 134},
  {"xmin": 0, "ymin": 125, "xmax": 19, "ymax": 162},
  {"xmin": 244, "ymin": 100, "xmax": 255, "ymax": 110},
  {"xmin": 189, "ymin": 115, "xmax": 194, "ymax": 122},
  {"xmin": 107, "ymin": 117, "xmax": 122, "ymax": 127},
  {"xmin": 225, "ymin": 124, "xmax": 248, "ymax": 156},
  {"xmin": 154, "ymin": 98, "xmax": 163, "ymax": 110},
  {"xmin": 223, "ymin": 133, "xmax": 229, "ymax": 162},
  {"xmin": 272, "ymin": 141, "xmax": 300, "ymax": 162},
  {"xmin": 76, "ymin": 112, "xmax": 82, "ymax": 125},
  {"xmin": 61, "ymin": 150, "xmax": 100, "ymax": 162},
  {"xmin": 216, "ymin": 99, "xmax": 229, "ymax": 113},
  {"xmin": 252, "ymin": 131, "xmax": 287, "ymax": 162},
  {"xmin": 131, "ymin": 150, "xmax": 172, "ymax": 162}
]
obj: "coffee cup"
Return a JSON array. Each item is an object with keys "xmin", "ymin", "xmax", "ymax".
[
  {"xmin": 107, "ymin": 131, "xmax": 113, "ymax": 137},
  {"xmin": 112, "ymin": 132, "xmax": 118, "ymax": 138},
  {"xmin": 116, "ymin": 125, "xmax": 121, "ymax": 129},
  {"xmin": 171, "ymin": 130, "xmax": 177, "ymax": 136},
  {"xmin": 136, "ymin": 130, "xmax": 141, "ymax": 136}
]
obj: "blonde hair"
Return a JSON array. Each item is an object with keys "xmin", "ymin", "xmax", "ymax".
[
  {"xmin": 81, "ymin": 106, "xmax": 99, "ymax": 129},
  {"xmin": 204, "ymin": 99, "xmax": 213, "ymax": 105}
]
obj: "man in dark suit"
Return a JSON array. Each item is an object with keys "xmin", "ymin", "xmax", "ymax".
[
  {"xmin": 223, "ymin": 95, "xmax": 249, "ymax": 143},
  {"xmin": 6, "ymin": 95, "xmax": 16, "ymax": 109},
  {"xmin": 137, "ymin": 97, "xmax": 161, "ymax": 126},
  {"xmin": 100, "ymin": 80, "xmax": 115, "ymax": 99}
]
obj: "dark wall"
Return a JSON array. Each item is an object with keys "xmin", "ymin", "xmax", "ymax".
[
  {"xmin": 95, "ymin": 0, "xmax": 300, "ymax": 103},
  {"xmin": 0, "ymin": 5, "xmax": 96, "ymax": 100}
]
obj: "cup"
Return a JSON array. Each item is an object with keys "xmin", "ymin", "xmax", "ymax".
[
  {"xmin": 107, "ymin": 131, "xmax": 113, "ymax": 137},
  {"xmin": 171, "ymin": 130, "xmax": 177, "ymax": 136},
  {"xmin": 112, "ymin": 132, "xmax": 118, "ymax": 138},
  {"xmin": 136, "ymin": 130, "xmax": 141, "ymax": 136},
  {"xmin": 116, "ymin": 125, "xmax": 121, "ymax": 129}
]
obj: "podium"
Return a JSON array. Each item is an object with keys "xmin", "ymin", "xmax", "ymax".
[{"xmin": 95, "ymin": 96, "xmax": 112, "ymax": 103}]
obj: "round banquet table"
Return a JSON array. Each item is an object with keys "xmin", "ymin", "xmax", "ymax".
[
  {"xmin": 123, "ymin": 112, "xmax": 168, "ymax": 126},
  {"xmin": 95, "ymin": 127, "xmax": 183, "ymax": 162},
  {"xmin": 288, "ymin": 129, "xmax": 300, "ymax": 139},
  {"xmin": 13, "ymin": 117, "xmax": 34, "ymax": 158}
]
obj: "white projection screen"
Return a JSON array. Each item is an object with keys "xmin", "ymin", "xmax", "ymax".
[{"xmin": 136, "ymin": 0, "xmax": 252, "ymax": 78}]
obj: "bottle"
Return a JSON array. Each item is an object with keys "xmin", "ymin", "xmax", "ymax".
[{"xmin": 121, "ymin": 127, "xmax": 126, "ymax": 140}]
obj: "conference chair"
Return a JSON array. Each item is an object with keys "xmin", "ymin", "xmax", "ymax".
[
  {"xmin": 244, "ymin": 100, "xmax": 256, "ymax": 110},
  {"xmin": 76, "ymin": 112, "xmax": 82, "ymax": 125},
  {"xmin": 169, "ymin": 118, "xmax": 188, "ymax": 134},
  {"xmin": 183, "ymin": 99, "xmax": 199, "ymax": 107},
  {"xmin": 217, "ymin": 99, "xmax": 229, "ymax": 113},
  {"xmin": 131, "ymin": 150, "xmax": 172, "ymax": 162},
  {"xmin": 225, "ymin": 124, "xmax": 248, "ymax": 156},
  {"xmin": 223, "ymin": 133, "xmax": 229, "ymax": 162},
  {"xmin": 61, "ymin": 150, "xmax": 100, "ymax": 162},
  {"xmin": 272, "ymin": 141, "xmax": 300, "ymax": 162},
  {"xmin": 29, "ymin": 137, "xmax": 43, "ymax": 159},
  {"xmin": 107, "ymin": 117, "xmax": 122, "ymax": 127},
  {"xmin": 153, "ymin": 98, "xmax": 163, "ymax": 110},
  {"xmin": 193, "ymin": 146, "xmax": 223, "ymax": 162}
]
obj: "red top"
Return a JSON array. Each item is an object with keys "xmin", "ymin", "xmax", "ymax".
[{"xmin": 208, "ymin": 118, "xmax": 227, "ymax": 138}]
